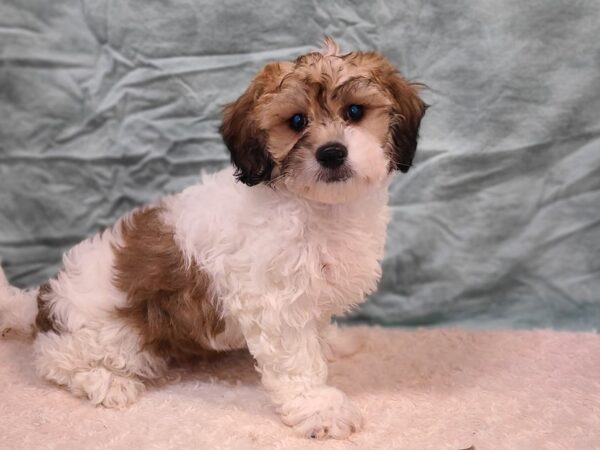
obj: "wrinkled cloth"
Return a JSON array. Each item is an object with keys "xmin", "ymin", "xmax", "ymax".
[{"xmin": 1, "ymin": 0, "xmax": 599, "ymax": 329}]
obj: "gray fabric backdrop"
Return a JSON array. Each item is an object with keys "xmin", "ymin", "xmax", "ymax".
[{"xmin": 1, "ymin": 0, "xmax": 599, "ymax": 329}]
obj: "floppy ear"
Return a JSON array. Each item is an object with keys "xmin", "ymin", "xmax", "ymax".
[
  {"xmin": 385, "ymin": 75, "xmax": 427, "ymax": 173},
  {"xmin": 219, "ymin": 78, "xmax": 273, "ymax": 186}
]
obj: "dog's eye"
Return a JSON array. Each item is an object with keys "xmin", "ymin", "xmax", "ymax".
[
  {"xmin": 345, "ymin": 104, "xmax": 364, "ymax": 122},
  {"xmin": 289, "ymin": 113, "xmax": 308, "ymax": 132}
]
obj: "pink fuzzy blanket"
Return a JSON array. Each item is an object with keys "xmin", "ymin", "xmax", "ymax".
[{"xmin": 1, "ymin": 326, "xmax": 599, "ymax": 449}]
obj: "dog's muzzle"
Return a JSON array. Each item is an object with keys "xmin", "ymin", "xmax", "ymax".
[{"xmin": 316, "ymin": 143, "xmax": 347, "ymax": 169}]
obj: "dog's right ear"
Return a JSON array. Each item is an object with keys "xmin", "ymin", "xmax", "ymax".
[
  {"xmin": 385, "ymin": 75, "xmax": 427, "ymax": 174},
  {"xmin": 220, "ymin": 73, "xmax": 273, "ymax": 186}
]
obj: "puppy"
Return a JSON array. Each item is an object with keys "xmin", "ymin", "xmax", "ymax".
[{"xmin": 0, "ymin": 38, "xmax": 426, "ymax": 440}]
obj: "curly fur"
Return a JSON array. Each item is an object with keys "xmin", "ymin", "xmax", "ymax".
[{"xmin": 0, "ymin": 38, "xmax": 426, "ymax": 440}]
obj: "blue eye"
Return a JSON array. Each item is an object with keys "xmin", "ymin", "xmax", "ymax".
[
  {"xmin": 289, "ymin": 113, "xmax": 308, "ymax": 132},
  {"xmin": 346, "ymin": 104, "xmax": 364, "ymax": 122}
]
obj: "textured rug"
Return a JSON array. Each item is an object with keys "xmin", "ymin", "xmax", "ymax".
[{"xmin": 1, "ymin": 326, "xmax": 599, "ymax": 450}]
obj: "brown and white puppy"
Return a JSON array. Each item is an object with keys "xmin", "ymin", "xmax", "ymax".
[{"xmin": 0, "ymin": 38, "xmax": 426, "ymax": 440}]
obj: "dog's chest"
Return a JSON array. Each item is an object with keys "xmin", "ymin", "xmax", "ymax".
[
  {"xmin": 169, "ymin": 181, "xmax": 389, "ymax": 309},
  {"xmin": 304, "ymin": 214, "xmax": 387, "ymax": 307}
]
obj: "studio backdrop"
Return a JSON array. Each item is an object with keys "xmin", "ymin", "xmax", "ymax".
[{"xmin": 1, "ymin": 0, "xmax": 599, "ymax": 329}]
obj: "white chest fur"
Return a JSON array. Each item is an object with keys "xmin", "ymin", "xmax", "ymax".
[{"xmin": 165, "ymin": 169, "xmax": 390, "ymax": 318}]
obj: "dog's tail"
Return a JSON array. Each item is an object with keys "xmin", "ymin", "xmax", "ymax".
[{"xmin": 0, "ymin": 261, "xmax": 38, "ymax": 337}]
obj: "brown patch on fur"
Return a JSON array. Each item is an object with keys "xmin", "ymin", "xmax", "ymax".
[
  {"xmin": 36, "ymin": 282, "xmax": 60, "ymax": 334},
  {"xmin": 219, "ymin": 62, "xmax": 292, "ymax": 186},
  {"xmin": 113, "ymin": 206, "xmax": 225, "ymax": 363}
]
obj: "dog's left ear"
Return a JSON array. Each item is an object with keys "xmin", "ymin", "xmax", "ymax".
[
  {"xmin": 220, "ymin": 69, "xmax": 274, "ymax": 186},
  {"xmin": 384, "ymin": 74, "xmax": 428, "ymax": 173}
]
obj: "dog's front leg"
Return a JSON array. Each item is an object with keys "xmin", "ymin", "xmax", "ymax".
[{"xmin": 237, "ymin": 312, "xmax": 362, "ymax": 439}]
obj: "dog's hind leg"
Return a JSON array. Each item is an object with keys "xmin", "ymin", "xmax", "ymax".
[{"xmin": 33, "ymin": 325, "xmax": 166, "ymax": 408}]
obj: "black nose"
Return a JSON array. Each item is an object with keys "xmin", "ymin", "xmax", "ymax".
[{"xmin": 315, "ymin": 143, "xmax": 347, "ymax": 169}]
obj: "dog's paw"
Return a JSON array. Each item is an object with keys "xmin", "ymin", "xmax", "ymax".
[
  {"xmin": 279, "ymin": 386, "xmax": 363, "ymax": 440},
  {"xmin": 101, "ymin": 374, "xmax": 145, "ymax": 408},
  {"xmin": 71, "ymin": 368, "xmax": 144, "ymax": 409}
]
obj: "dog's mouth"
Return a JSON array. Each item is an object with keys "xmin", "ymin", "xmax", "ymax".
[{"xmin": 315, "ymin": 166, "xmax": 353, "ymax": 183}]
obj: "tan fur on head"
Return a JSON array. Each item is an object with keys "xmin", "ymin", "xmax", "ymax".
[
  {"xmin": 319, "ymin": 36, "xmax": 340, "ymax": 56},
  {"xmin": 220, "ymin": 38, "xmax": 427, "ymax": 201}
]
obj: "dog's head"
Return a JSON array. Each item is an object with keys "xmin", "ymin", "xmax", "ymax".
[{"xmin": 220, "ymin": 38, "xmax": 427, "ymax": 204}]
